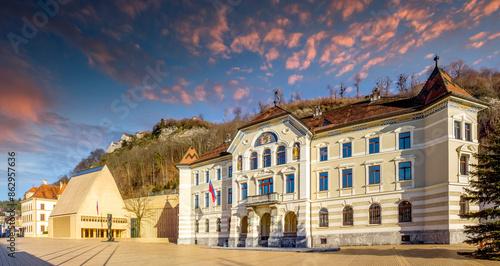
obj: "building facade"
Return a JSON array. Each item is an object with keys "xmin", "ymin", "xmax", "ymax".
[
  {"xmin": 48, "ymin": 165, "xmax": 129, "ymax": 239},
  {"xmin": 177, "ymin": 64, "xmax": 488, "ymax": 247},
  {"xmin": 21, "ymin": 180, "xmax": 66, "ymax": 238}
]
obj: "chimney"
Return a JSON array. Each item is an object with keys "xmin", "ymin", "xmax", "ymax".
[
  {"xmin": 60, "ymin": 182, "xmax": 63, "ymax": 189},
  {"xmin": 42, "ymin": 180, "xmax": 47, "ymax": 185}
]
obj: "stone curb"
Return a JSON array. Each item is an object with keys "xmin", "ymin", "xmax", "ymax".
[{"xmin": 203, "ymin": 246, "xmax": 341, "ymax": 253}]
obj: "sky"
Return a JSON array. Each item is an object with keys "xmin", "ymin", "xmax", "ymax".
[{"xmin": 0, "ymin": 0, "xmax": 499, "ymax": 200}]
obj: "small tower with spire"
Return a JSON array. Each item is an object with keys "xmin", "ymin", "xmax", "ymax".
[{"xmin": 434, "ymin": 55, "xmax": 439, "ymax": 68}]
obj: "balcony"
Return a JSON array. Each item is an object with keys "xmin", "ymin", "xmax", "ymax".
[{"xmin": 246, "ymin": 193, "xmax": 280, "ymax": 206}]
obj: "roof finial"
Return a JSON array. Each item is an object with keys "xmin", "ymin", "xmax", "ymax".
[{"xmin": 434, "ymin": 55, "xmax": 439, "ymax": 68}]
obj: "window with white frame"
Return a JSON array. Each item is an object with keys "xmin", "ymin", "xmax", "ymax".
[
  {"xmin": 399, "ymin": 162, "xmax": 412, "ymax": 180},
  {"xmin": 368, "ymin": 165, "xmax": 381, "ymax": 184},
  {"xmin": 319, "ymin": 172, "xmax": 328, "ymax": 191},
  {"xmin": 460, "ymin": 155, "xmax": 469, "ymax": 175}
]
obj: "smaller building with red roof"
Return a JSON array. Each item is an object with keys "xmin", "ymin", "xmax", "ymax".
[{"xmin": 21, "ymin": 180, "xmax": 66, "ymax": 238}]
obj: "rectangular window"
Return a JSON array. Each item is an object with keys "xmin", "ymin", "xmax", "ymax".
[
  {"xmin": 399, "ymin": 132, "xmax": 411, "ymax": 149},
  {"xmin": 399, "ymin": 162, "xmax": 412, "ymax": 180},
  {"xmin": 205, "ymin": 193, "xmax": 209, "ymax": 207},
  {"xmin": 195, "ymin": 195, "xmax": 199, "ymax": 209},
  {"xmin": 40, "ymin": 214, "xmax": 45, "ymax": 221},
  {"xmin": 465, "ymin": 123, "xmax": 471, "ymax": 141},
  {"xmin": 206, "ymin": 171, "xmax": 209, "ymax": 183},
  {"xmin": 320, "ymin": 147, "xmax": 328, "ymax": 161},
  {"xmin": 41, "ymin": 225, "xmax": 45, "ymax": 232},
  {"xmin": 229, "ymin": 166, "xmax": 233, "ymax": 178},
  {"xmin": 195, "ymin": 174, "xmax": 199, "ymax": 185},
  {"xmin": 460, "ymin": 155, "xmax": 468, "ymax": 175},
  {"xmin": 319, "ymin": 172, "xmax": 328, "ymax": 191},
  {"xmin": 217, "ymin": 191, "xmax": 221, "ymax": 206},
  {"xmin": 228, "ymin": 188, "xmax": 232, "ymax": 204},
  {"xmin": 454, "ymin": 121, "xmax": 461, "ymax": 139},
  {"xmin": 368, "ymin": 166, "xmax": 381, "ymax": 184},
  {"xmin": 342, "ymin": 143, "xmax": 352, "ymax": 158},
  {"xmin": 241, "ymin": 183, "xmax": 248, "ymax": 200},
  {"xmin": 342, "ymin": 169, "xmax": 353, "ymax": 188},
  {"xmin": 286, "ymin": 174, "xmax": 295, "ymax": 193},
  {"xmin": 259, "ymin": 178, "xmax": 274, "ymax": 195},
  {"xmin": 217, "ymin": 169, "xmax": 221, "ymax": 180},
  {"xmin": 40, "ymin": 204, "xmax": 45, "ymax": 210},
  {"xmin": 369, "ymin": 138, "xmax": 380, "ymax": 154}
]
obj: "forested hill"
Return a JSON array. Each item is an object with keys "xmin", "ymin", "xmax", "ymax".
[{"xmin": 64, "ymin": 60, "xmax": 499, "ymax": 199}]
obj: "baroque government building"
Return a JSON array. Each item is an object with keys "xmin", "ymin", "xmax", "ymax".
[{"xmin": 176, "ymin": 63, "xmax": 488, "ymax": 248}]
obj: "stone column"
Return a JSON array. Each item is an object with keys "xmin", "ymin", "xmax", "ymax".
[
  {"xmin": 268, "ymin": 206, "xmax": 281, "ymax": 247},
  {"xmin": 246, "ymin": 210, "xmax": 259, "ymax": 247}
]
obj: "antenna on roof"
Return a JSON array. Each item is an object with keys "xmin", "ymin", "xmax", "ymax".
[{"xmin": 434, "ymin": 55, "xmax": 439, "ymax": 68}]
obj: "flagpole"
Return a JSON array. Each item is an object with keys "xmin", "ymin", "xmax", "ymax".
[{"xmin": 208, "ymin": 201, "xmax": 210, "ymax": 247}]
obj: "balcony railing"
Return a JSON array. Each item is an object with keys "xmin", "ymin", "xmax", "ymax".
[{"xmin": 246, "ymin": 193, "xmax": 280, "ymax": 206}]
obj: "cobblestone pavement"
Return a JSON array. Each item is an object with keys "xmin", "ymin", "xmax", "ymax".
[{"xmin": 1, "ymin": 238, "xmax": 499, "ymax": 266}]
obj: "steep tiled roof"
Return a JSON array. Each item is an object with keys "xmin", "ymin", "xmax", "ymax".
[
  {"xmin": 31, "ymin": 184, "xmax": 66, "ymax": 200},
  {"xmin": 239, "ymin": 106, "xmax": 289, "ymax": 130},
  {"xmin": 27, "ymin": 187, "xmax": 37, "ymax": 193},
  {"xmin": 179, "ymin": 146, "xmax": 199, "ymax": 165},
  {"xmin": 302, "ymin": 97, "xmax": 416, "ymax": 132},
  {"xmin": 191, "ymin": 142, "xmax": 231, "ymax": 165},
  {"xmin": 415, "ymin": 66, "xmax": 472, "ymax": 105}
]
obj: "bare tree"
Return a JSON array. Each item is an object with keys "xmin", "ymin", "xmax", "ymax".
[
  {"xmin": 384, "ymin": 76, "xmax": 391, "ymax": 95},
  {"xmin": 273, "ymin": 88, "xmax": 283, "ymax": 105},
  {"xmin": 124, "ymin": 196, "xmax": 154, "ymax": 238},
  {"xmin": 339, "ymin": 82, "xmax": 346, "ymax": 98},
  {"xmin": 396, "ymin": 73, "xmax": 408, "ymax": 94},
  {"xmin": 295, "ymin": 91, "xmax": 302, "ymax": 101},
  {"xmin": 410, "ymin": 73, "xmax": 419, "ymax": 89},
  {"xmin": 289, "ymin": 91, "xmax": 295, "ymax": 103},
  {"xmin": 354, "ymin": 73, "xmax": 362, "ymax": 98},
  {"xmin": 327, "ymin": 85, "xmax": 337, "ymax": 100},
  {"xmin": 258, "ymin": 99, "xmax": 266, "ymax": 113},
  {"xmin": 233, "ymin": 106, "xmax": 242, "ymax": 121},
  {"xmin": 447, "ymin": 59, "xmax": 470, "ymax": 79}
]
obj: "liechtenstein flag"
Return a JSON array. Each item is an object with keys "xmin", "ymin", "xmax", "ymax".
[{"xmin": 208, "ymin": 179, "xmax": 217, "ymax": 203}]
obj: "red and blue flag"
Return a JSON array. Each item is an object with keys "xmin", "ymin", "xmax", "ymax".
[{"xmin": 208, "ymin": 179, "xmax": 217, "ymax": 203}]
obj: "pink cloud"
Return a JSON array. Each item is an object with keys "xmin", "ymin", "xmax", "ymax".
[
  {"xmin": 288, "ymin": 74, "xmax": 303, "ymax": 85},
  {"xmin": 398, "ymin": 39, "xmax": 415, "ymax": 54},
  {"xmin": 323, "ymin": 0, "xmax": 372, "ymax": 24},
  {"xmin": 264, "ymin": 28, "xmax": 286, "ymax": 44},
  {"xmin": 336, "ymin": 64, "xmax": 355, "ymax": 77},
  {"xmin": 287, "ymin": 33, "xmax": 303, "ymax": 48},
  {"xmin": 285, "ymin": 31, "xmax": 327, "ymax": 70},
  {"xmin": 331, "ymin": 35, "xmax": 355, "ymax": 47},
  {"xmin": 194, "ymin": 84, "xmax": 206, "ymax": 101},
  {"xmin": 489, "ymin": 32, "xmax": 500, "ymax": 40},
  {"xmin": 470, "ymin": 31, "xmax": 489, "ymax": 41},
  {"xmin": 230, "ymin": 32, "xmax": 262, "ymax": 54},
  {"xmin": 214, "ymin": 84, "xmax": 224, "ymax": 100},
  {"xmin": 265, "ymin": 48, "xmax": 279, "ymax": 62},
  {"xmin": 425, "ymin": 53, "xmax": 434, "ymax": 59},
  {"xmin": 233, "ymin": 88, "xmax": 249, "ymax": 100}
]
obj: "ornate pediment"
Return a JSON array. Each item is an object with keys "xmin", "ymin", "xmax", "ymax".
[
  {"xmin": 280, "ymin": 165, "xmax": 296, "ymax": 174},
  {"xmin": 456, "ymin": 144, "xmax": 475, "ymax": 153},
  {"xmin": 236, "ymin": 174, "xmax": 249, "ymax": 182},
  {"xmin": 253, "ymin": 168, "xmax": 274, "ymax": 178}
]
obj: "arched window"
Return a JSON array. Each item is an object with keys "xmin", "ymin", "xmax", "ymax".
[
  {"xmin": 205, "ymin": 219, "xmax": 209, "ymax": 232},
  {"xmin": 277, "ymin": 146, "xmax": 286, "ymax": 165},
  {"xmin": 250, "ymin": 152, "xmax": 258, "ymax": 170},
  {"xmin": 319, "ymin": 208, "xmax": 328, "ymax": 227},
  {"xmin": 195, "ymin": 220, "xmax": 199, "ymax": 233},
  {"xmin": 459, "ymin": 196, "xmax": 469, "ymax": 216},
  {"xmin": 342, "ymin": 206, "xmax": 353, "ymax": 226},
  {"xmin": 240, "ymin": 216, "xmax": 248, "ymax": 236},
  {"xmin": 369, "ymin": 204, "xmax": 381, "ymax": 224},
  {"xmin": 263, "ymin": 149, "xmax": 271, "ymax": 167},
  {"xmin": 398, "ymin": 201, "xmax": 412, "ymax": 223},
  {"xmin": 284, "ymin": 212, "xmax": 297, "ymax": 236},
  {"xmin": 217, "ymin": 218, "xmax": 221, "ymax": 232}
]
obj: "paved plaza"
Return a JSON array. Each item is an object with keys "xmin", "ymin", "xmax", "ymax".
[{"xmin": 1, "ymin": 238, "xmax": 499, "ymax": 266}]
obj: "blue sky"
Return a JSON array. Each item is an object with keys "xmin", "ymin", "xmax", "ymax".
[{"xmin": 0, "ymin": 0, "xmax": 499, "ymax": 200}]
